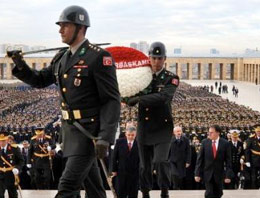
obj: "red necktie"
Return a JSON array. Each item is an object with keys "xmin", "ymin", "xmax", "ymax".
[
  {"xmin": 128, "ymin": 142, "xmax": 132, "ymax": 151},
  {"xmin": 212, "ymin": 140, "xmax": 217, "ymax": 159}
]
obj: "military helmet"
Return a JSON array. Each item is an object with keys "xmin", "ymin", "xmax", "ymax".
[
  {"xmin": 56, "ymin": 5, "xmax": 90, "ymax": 27},
  {"xmin": 148, "ymin": 42, "xmax": 166, "ymax": 57}
]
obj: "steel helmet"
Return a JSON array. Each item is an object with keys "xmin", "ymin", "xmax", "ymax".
[
  {"xmin": 148, "ymin": 42, "xmax": 166, "ymax": 57},
  {"xmin": 56, "ymin": 5, "xmax": 90, "ymax": 27}
]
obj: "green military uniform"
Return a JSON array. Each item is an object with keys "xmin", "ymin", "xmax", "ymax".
[{"xmin": 12, "ymin": 39, "xmax": 120, "ymax": 198}]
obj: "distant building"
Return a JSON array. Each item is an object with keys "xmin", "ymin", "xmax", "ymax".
[
  {"xmin": 174, "ymin": 48, "xmax": 182, "ymax": 55},
  {"xmin": 129, "ymin": 41, "xmax": 149, "ymax": 54},
  {"xmin": 210, "ymin": 48, "xmax": 219, "ymax": 55}
]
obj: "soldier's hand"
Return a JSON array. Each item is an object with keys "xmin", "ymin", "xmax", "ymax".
[
  {"xmin": 224, "ymin": 178, "xmax": 231, "ymax": 183},
  {"xmin": 127, "ymin": 96, "xmax": 139, "ymax": 106},
  {"xmin": 245, "ymin": 162, "xmax": 251, "ymax": 167},
  {"xmin": 12, "ymin": 168, "xmax": 19, "ymax": 175},
  {"xmin": 240, "ymin": 158, "xmax": 244, "ymax": 164},
  {"xmin": 95, "ymin": 140, "xmax": 109, "ymax": 159},
  {"xmin": 27, "ymin": 164, "xmax": 32, "ymax": 169},
  {"xmin": 47, "ymin": 146, "xmax": 52, "ymax": 152},
  {"xmin": 8, "ymin": 50, "xmax": 26, "ymax": 70},
  {"xmin": 195, "ymin": 176, "xmax": 201, "ymax": 182}
]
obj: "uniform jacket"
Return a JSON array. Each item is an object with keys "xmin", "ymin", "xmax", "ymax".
[
  {"xmin": 28, "ymin": 135, "xmax": 56, "ymax": 168},
  {"xmin": 0, "ymin": 144, "xmax": 24, "ymax": 185},
  {"xmin": 137, "ymin": 69, "xmax": 179, "ymax": 145},
  {"xmin": 169, "ymin": 135, "xmax": 191, "ymax": 178},
  {"xmin": 245, "ymin": 135, "xmax": 260, "ymax": 168},
  {"xmin": 229, "ymin": 141, "xmax": 244, "ymax": 173},
  {"xmin": 195, "ymin": 138, "xmax": 233, "ymax": 183},
  {"xmin": 12, "ymin": 40, "xmax": 121, "ymax": 157}
]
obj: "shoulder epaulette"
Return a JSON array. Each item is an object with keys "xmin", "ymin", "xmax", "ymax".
[
  {"xmin": 88, "ymin": 43, "xmax": 103, "ymax": 53},
  {"xmin": 11, "ymin": 144, "xmax": 18, "ymax": 148},
  {"xmin": 31, "ymin": 135, "xmax": 37, "ymax": 140},
  {"xmin": 45, "ymin": 135, "xmax": 52, "ymax": 139}
]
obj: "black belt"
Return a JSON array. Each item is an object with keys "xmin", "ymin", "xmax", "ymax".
[{"xmin": 61, "ymin": 108, "xmax": 99, "ymax": 120}]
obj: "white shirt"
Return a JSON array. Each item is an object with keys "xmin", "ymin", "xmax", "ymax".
[
  {"xmin": 212, "ymin": 137, "xmax": 220, "ymax": 150},
  {"xmin": 1, "ymin": 145, "xmax": 8, "ymax": 153},
  {"xmin": 232, "ymin": 141, "xmax": 237, "ymax": 147},
  {"xmin": 154, "ymin": 67, "xmax": 164, "ymax": 76}
]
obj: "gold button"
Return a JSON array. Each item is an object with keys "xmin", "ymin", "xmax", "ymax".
[
  {"xmin": 145, "ymin": 108, "xmax": 149, "ymax": 111},
  {"xmin": 62, "ymin": 88, "xmax": 66, "ymax": 92},
  {"xmin": 77, "ymin": 73, "xmax": 81, "ymax": 77},
  {"xmin": 91, "ymin": 118, "xmax": 95, "ymax": 122},
  {"xmin": 77, "ymin": 69, "xmax": 81, "ymax": 72},
  {"xmin": 165, "ymin": 119, "xmax": 168, "ymax": 122},
  {"xmin": 63, "ymin": 74, "xmax": 68, "ymax": 79},
  {"xmin": 61, "ymin": 102, "xmax": 65, "ymax": 107},
  {"xmin": 145, "ymin": 117, "xmax": 149, "ymax": 120}
]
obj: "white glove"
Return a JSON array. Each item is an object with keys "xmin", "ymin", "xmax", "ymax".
[
  {"xmin": 240, "ymin": 158, "xmax": 244, "ymax": 164},
  {"xmin": 47, "ymin": 146, "xmax": 52, "ymax": 152},
  {"xmin": 27, "ymin": 164, "xmax": 32, "ymax": 168},
  {"xmin": 245, "ymin": 162, "xmax": 251, "ymax": 167},
  {"xmin": 12, "ymin": 168, "xmax": 19, "ymax": 175}
]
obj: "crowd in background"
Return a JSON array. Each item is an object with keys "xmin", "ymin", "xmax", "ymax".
[{"xmin": 1, "ymin": 82, "xmax": 260, "ymax": 191}]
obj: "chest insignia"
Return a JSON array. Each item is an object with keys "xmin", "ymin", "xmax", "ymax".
[{"xmin": 74, "ymin": 78, "xmax": 82, "ymax": 87}]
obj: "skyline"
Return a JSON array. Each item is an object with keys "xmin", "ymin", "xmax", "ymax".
[{"xmin": 1, "ymin": 0, "xmax": 260, "ymax": 55}]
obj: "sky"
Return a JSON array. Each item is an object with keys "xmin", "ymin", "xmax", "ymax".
[{"xmin": 1, "ymin": 0, "xmax": 260, "ymax": 55}]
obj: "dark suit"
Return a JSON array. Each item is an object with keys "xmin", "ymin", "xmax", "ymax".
[
  {"xmin": 19, "ymin": 147, "xmax": 31, "ymax": 189},
  {"xmin": 0, "ymin": 144, "xmax": 24, "ymax": 198},
  {"xmin": 169, "ymin": 136, "xmax": 191, "ymax": 189},
  {"xmin": 137, "ymin": 69, "xmax": 179, "ymax": 191},
  {"xmin": 112, "ymin": 138, "xmax": 139, "ymax": 198},
  {"xmin": 195, "ymin": 138, "xmax": 232, "ymax": 198},
  {"xmin": 12, "ymin": 39, "xmax": 121, "ymax": 198}
]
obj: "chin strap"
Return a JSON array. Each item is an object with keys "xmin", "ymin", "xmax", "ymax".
[{"xmin": 68, "ymin": 24, "xmax": 82, "ymax": 45}]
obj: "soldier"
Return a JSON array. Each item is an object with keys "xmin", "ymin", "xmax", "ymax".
[
  {"xmin": 0, "ymin": 131, "xmax": 24, "ymax": 198},
  {"xmin": 27, "ymin": 127, "xmax": 56, "ymax": 189},
  {"xmin": 227, "ymin": 130, "xmax": 244, "ymax": 189},
  {"xmin": 127, "ymin": 42, "xmax": 179, "ymax": 198},
  {"xmin": 245, "ymin": 124, "xmax": 260, "ymax": 189},
  {"xmin": 10, "ymin": 5, "xmax": 120, "ymax": 198}
]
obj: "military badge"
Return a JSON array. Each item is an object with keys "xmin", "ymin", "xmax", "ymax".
[
  {"xmin": 79, "ymin": 14, "xmax": 85, "ymax": 21},
  {"xmin": 78, "ymin": 60, "xmax": 85, "ymax": 65},
  {"xmin": 74, "ymin": 78, "xmax": 81, "ymax": 87},
  {"xmin": 103, "ymin": 56, "xmax": 113, "ymax": 66},
  {"xmin": 172, "ymin": 78, "xmax": 179, "ymax": 86},
  {"xmin": 79, "ymin": 48, "xmax": 86, "ymax": 56}
]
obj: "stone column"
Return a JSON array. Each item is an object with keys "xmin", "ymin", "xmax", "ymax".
[
  {"xmin": 177, "ymin": 62, "xmax": 182, "ymax": 78},
  {"xmin": 199, "ymin": 63, "xmax": 203, "ymax": 80}
]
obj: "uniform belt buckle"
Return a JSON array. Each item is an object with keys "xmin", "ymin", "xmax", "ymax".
[
  {"xmin": 61, "ymin": 110, "xmax": 69, "ymax": 120},
  {"xmin": 73, "ymin": 110, "xmax": 82, "ymax": 119}
]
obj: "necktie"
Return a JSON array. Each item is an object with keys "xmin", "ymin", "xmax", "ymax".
[
  {"xmin": 212, "ymin": 140, "xmax": 217, "ymax": 159},
  {"xmin": 1, "ymin": 148, "xmax": 5, "ymax": 156},
  {"xmin": 233, "ymin": 142, "xmax": 237, "ymax": 147},
  {"xmin": 128, "ymin": 142, "xmax": 132, "ymax": 151}
]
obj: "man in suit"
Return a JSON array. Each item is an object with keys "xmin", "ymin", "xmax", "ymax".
[
  {"xmin": 245, "ymin": 124, "xmax": 260, "ymax": 189},
  {"xmin": 0, "ymin": 131, "xmax": 24, "ymax": 198},
  {"xmin": 112, "ymin": 126, "xmax": 139, "ymax": 198},
  {"xmin": 169, "ymin": 126, "xmax": 191, "ymax": 190},
  {"xmin": 127, "ymin": 42, "xmax": 179, "ymax": 198},
  {"xmin": 228, "ymin": 130, "xmax": 244, "ymax": 189},
  {"xmin": 10, "ymin": 5, "xmax": 120, "ymax": 198},
  {"xmin": 19, "ymin": 140, "xmax": 31, "ymax": 189},
  {"xmin": 195, "ymin": 125, "xmax": 233, "ymax": 198}
]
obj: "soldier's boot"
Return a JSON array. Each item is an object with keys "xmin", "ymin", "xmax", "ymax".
[
  {"xmin": 160, "ymin": 188, "xmax": 169, "ymax": 198},
  {"xmin": 141, "ymin": 189, "xmax": 150, "ymax": 198}
]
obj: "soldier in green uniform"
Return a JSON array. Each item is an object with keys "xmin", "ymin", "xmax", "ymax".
[
  {"xmin": 27, "ymin": 127, "xmax": 56, "ymax": 189},
  {"xmin": 127, "ymin": 42, "xmax": 179, "ymax": 198},
  {"xmin": 245, "ymin": 124, "xmax": 260, "ymax": 189},
  {"xmin": 0, "ymin": 131, "xmax": 24, "ymax": 198},
  {"xmin": 10, "ymin": 5, "xmax": 120, "ymax": 198}
]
